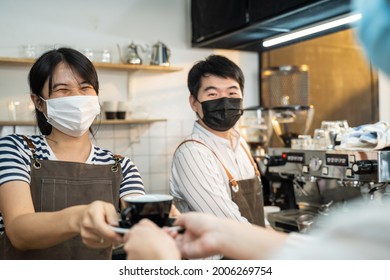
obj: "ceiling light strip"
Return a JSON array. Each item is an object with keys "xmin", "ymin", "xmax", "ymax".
[{"xmin": 262, "ymin": 13, "xmax": 362, "ymax": 48}]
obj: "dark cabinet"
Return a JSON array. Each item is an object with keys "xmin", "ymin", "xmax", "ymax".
[
  {"xmin": 191, "ymin": 0, "xmax": 352, "ymax": 51},
  {"xmin": 248, "ymin": 0, "xmax": 322, "ymax": 22},
  {"xmin": 191, "ymin": 0, "xmax": 249, "ymax": 44}
]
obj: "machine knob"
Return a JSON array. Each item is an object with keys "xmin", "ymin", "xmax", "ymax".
[
  {"xmin": 352, "ymin": 160, "xmax": 378, "ymax": 174},
  {"xmin": 309, "ymin": 157, "xmax": 322, "ymax": 172},
  {"xmin": 263, "ymin": 155, "xmax": 286, "ymax": 167}
]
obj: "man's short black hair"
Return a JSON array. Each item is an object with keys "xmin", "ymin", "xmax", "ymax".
[{"xmin": 187, "ymin": 55, "xmax": 245, "ymax": 100}]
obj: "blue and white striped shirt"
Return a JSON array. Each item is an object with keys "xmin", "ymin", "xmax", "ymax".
[{"xmin": 0, "ymin": 134, "xmax": 145, "ymax": 234}]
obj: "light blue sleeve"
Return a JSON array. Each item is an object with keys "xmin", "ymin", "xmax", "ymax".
[{"xmin": 352, "ymin": 0, "xmax": 390, "ymax": 76}]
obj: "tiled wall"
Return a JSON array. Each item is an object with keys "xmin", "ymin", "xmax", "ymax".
[
  {"xmin": 0, "ymin": 118, "xmax": 194, "ymax": 195},
  {"xmin": 93, "ymin": 122, "xmax": 170, "ymax": 194}
]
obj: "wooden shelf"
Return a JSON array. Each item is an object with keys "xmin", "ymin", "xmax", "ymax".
[
  {"xmin": 95, "ymin": 118, "xmax": 167, "ymax": 125},
  {"xmin": 0, "ymin": 57, "xmax": 183, "ymax": 72},
  {"xmin": 0, "ymin": 119, "xmax": 167, "ymax": 126}
]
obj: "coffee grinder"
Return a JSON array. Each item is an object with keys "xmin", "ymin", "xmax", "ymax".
[
  {"xmin": 259, "ymin": 65, "xmax": 316, "ymax": 210},
  {"xmin": 262, "ymin": 65, "xmax": 314, "ymax": 148},
  {"xmin": 239, "ymin": 106, "xmax": 273, "ymax": 157}
]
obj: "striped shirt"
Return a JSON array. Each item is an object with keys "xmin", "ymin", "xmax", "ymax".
[
  {"xmin": 169, "ymin": 121, "xmax": 257, "ymax": 223},
  {"xmin": 0, "ymin": 134, "xmax": 145, "ymax": 235}
]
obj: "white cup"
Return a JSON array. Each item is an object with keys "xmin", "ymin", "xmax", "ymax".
[
  {"xmin": 20, "ymin": 44, "xmax": 37, "ymax": 58},
  {"xmin": 116, "ymin": 101, "xmax": 128, "ymax": 119},
  {"xmin": 83, "ymin": 48, "xmax": 94, "ymax": 61},
  {"xmin": 101, "ymin": 50, "xmax": 111, "ymax": 63},
  {"xmin": 117, "ymin": 101, "xmax": 127, "ymax": 112},
  {"xmin": 102, "ymin": 101, "xmax": 118, "ymax": 119}
]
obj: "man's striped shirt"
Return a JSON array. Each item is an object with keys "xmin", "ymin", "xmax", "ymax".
[{"xmin": 169, "ymin": 121, "xmax": 259, "ymax": 223}]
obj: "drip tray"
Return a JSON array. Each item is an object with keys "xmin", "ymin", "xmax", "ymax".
[{"xmin": 267, "ymin": 209, "xmax": 317, "ymax": 233}]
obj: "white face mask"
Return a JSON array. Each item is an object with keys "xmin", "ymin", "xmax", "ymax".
[{"xmin": 40, "ymin": 95, "xmax": 101, "ymax": 137}]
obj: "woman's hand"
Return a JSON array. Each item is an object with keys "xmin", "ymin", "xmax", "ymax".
[
  {"xmin": 123, "ymin": 219, "xmax": 181, "ymax": 260},
  {"xmin": 79, "ymin": 201, "xmax": 123, "ymax": 248}
]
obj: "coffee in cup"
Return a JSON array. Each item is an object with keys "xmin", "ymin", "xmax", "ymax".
[{"xmin": 120, "ymin": 194, "xmax": 173, "ymax": 228}]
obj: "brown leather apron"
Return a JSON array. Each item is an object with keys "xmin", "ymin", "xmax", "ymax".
[
  {"xmin": 177, "ymin": 139, "xmax": 265, "ymax": 227},
  {"xmin": 0, "ymin": 136, "xmax": 123, "ymax": 260}
]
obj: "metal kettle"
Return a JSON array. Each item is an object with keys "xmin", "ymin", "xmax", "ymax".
[
  {"xmin": 117, "ymin": 42, "xmax": 143, "ymax": 65},
  {"xmin": 126, "ymin": 42, "xmax": 143, "ymax": 65},
  {"xmin": 150, "ymin": 41, "xmax": 170, "ymax": 66}
]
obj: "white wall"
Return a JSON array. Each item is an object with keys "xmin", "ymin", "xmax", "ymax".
[{"xmin": 0, "ymin": 0, "xmax": 259, "ymax": 194}]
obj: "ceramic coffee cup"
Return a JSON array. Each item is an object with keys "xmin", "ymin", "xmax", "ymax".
[
  {"xmin": 120, "ymin": 194, "xmax": 173, "ymax": 228},
  {"xmin": 116, "ymin": 101, "xmax": 127, "ymax": 119},
  {"xmin": 102, "ymin": 101, "xmax": 118, "ymax": 120}
]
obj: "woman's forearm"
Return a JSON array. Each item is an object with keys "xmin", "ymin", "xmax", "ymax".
[{"xmin": 6, "ymin": 205, "xmax": 86, "ymax": 250}]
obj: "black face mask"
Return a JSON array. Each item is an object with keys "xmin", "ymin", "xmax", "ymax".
[{"xmin": 200, "ymin": 97, "xmax": 243, "ymax": 131}]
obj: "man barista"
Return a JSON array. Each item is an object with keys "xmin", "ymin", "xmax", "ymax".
[{"xmin": 169, "ymin": 55, "xmax": 265, "ymax": 227}]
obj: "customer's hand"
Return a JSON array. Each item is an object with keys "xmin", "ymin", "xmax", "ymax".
[
  {"xmin": 79, "ymin": 200, "xmax": 123, "ymax": 248},
  {"xmin": 123, "ymin": 219, "xmax": 181, "ymax": 260},
  {"xmin": 174, "ymin": 212, "xmax": 289, "ymax": 260},
  {"xmin": 173, "ymin": 212, "xmax": 224, "ymax": 259}
]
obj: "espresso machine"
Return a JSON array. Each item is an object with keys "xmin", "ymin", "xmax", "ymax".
[
  {"xmin": 263, "ymin": 146, "xmax": 390, "ymax": 232},
  {"xmin": 261, "ymin": 118, "xmax": 390, "ymax": 232},
  {"xmin": 251, "ymin": 65, "xmax": 390, "ymax": 233}
]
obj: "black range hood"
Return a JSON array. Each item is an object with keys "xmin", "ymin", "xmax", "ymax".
[{"xmin": 191, "ymin": 0, "xmax": 352, "ymax": 51}]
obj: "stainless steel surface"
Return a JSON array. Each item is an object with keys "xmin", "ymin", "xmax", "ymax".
[{"xmin": 296, "ymin": 213, "xmax": 315, "ymax": 233}]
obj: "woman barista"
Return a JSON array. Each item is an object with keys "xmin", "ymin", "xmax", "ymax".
[{"xmin": 0, "ymin": 48, "xmax": 145, "ymax": 259}]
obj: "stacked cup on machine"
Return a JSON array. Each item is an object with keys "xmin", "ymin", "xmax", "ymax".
[{"xmin": 102, "ymin": 101, "xmax": 128, "ymax": 120}]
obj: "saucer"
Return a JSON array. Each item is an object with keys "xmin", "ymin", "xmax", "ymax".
[
  {"xmin": 110, "ymin": 226, "xmax": 129, "ymax": 235},
  {"xmin": 109, "ymin": 225, "xmax": 184, "ymax": 235}
]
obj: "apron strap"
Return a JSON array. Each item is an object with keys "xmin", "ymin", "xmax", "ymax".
[
  {"xmin": 176, "ymin": 139, "xmax": 239, "ymax": 188},
  {"xmin": 112, "ymin": 154, "xmax": 123, "ymax": 173},
  {"xmin": 21, "ymin": 135, "xmax": 36, "ymax": 150},
  {"xmin": 21, "ymin": 135, "xmax": 123, "ymax": 172},
  {"xmin": 239, "ymin": 142, "xmax": 260, "ymax": 177},
  {"xmin": 21, "ymin": 135, "xmax": 41, "ymax": 169}
]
